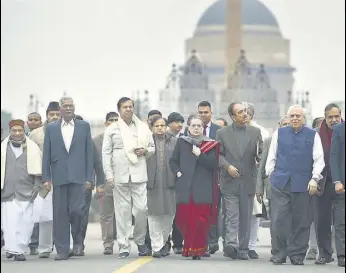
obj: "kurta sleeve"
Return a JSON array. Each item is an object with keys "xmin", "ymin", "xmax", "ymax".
[
  {"xmin": 265, "ymin": 130, "xmax": 278, "ymax": 176},
  {"xmin": 312, "ymin": 133, "xmax": 325, "ymax": 180},
  {"xmin": 256, "ymin": 137, "xmax": 271, "ymax": 195},
  {"xmin": 85, "ymin": 123, "xmax": 94, "ymax": 184},
  {"xmin": 93, "ymin": 137, "xmax": 105, "ymax": 186}
]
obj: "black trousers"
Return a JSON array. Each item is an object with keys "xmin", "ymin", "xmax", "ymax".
[
  {"xmin": 80, "ymin": 189, "xmax": 92, "ymax": 249},
  {"xmin": 208, "ymin": 189, "xmax": 223, "ymax": 247},
  {"xmin": 171, "ymin": 215, "xmax": 183, "ymax": 248},
  {"xmin": 29, "ymin": 223, "xmax": 39, "ymax": 249},
  {"xmin": 53, "ymin": 183, "xmax": 85, "ymax": 255},
  {"xmin": 314, "ymin": 181, "xmax": 345, "ymax": 258}
]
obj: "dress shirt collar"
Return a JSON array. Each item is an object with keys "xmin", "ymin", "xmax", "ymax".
[{"xmin": 61, "ymin": 119, "xmax": 75, "ymax": 127}]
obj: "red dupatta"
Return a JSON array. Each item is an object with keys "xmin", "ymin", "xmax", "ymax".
[{"xmin": 200, "ymin": 140, "xmax": 220, "ymax": 225}]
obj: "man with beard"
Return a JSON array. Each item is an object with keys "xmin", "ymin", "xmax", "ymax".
[
  {"xmin": 1, "ymin": 119, "xmax": 43, "ymax": 261},
  {"xmin": 93, "ymin": 112, "xmax": 119, "ymax": 255},
  {"xmin": 42, "ymin": 96, "xmax": 93, "ymax": 260},
  {"xmin": 29, "ymin": 102, "xmax": 60, "ymax": 259},
  {"xmin": 314, "ymin": 103, "xmax": 343, "ymax": 265},
  {"xmin": 330, "ymin": 121, "xmax": 345, "ymax": 267},
  {"xmin": 266, "ymin": 105, "xmax": 325, "ymax": 265}
]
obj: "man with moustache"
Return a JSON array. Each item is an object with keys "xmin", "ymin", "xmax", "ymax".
[
  {"xmin": 93, "ymin": 112, "xmax": 119, "ymax": 255},
  {"xmin": 330, "ymin": 121, "xmax": 345, "ymax": 267},
  {"xmin": 314, "ymin": 103, "xmax": 343, "ymax": 265},
  {"xmin": 266, "ymin": 105, "xmax": 325, "ymax": 265},
  {"xmin": 1, "ymin": 119, "xmax": 43, "ymax": 261},
  {"xmin": 102, "ymin": 97, "xmax": 155, "ymax": 259},
  {"xmin": 29, "ymin": 102, "xmax": 60, "ymax": 259},
  {"xmin": 42, "ymin": 96, "xmax": 94, "ymax": 260},
  {"xmin": 256, "ymin": 115, "xmax": 290, "ymax": 261},
  {"xmin": 217, "ymin": 102, "xmax": 263, "ymax": 260}
]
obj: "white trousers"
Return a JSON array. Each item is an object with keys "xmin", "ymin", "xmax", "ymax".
[
  {"xmin": 38, "ymin": 221, "xmax": 54, "ymax": 254},
  {"xmin": 113, "ymin": 182, "xmax": 148, "ymax": 253},
  {"xmin": 249, "ymin": 216, "xmax": 260, "ymax": 250},
  {"xmin": 1, "ymin": 200, "xmax": 35, "ymax": 254},
  {"xmin": 148, "ymin": 215, "xmax": 174, "ymax": 252}
]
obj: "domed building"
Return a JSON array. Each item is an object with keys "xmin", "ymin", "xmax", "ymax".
[{"xmin": 159, "ymin": 0, "xmax": 295, "ymax": 129}]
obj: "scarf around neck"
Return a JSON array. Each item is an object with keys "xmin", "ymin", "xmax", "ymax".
[{"xmin": 181, "ymin": 134, "xmax": 210, "ymax": 146}]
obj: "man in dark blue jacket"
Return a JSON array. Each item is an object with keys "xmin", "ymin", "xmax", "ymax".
[
  {"xmin": 330, "ymin": 121, "xmax": 345, "ymax": 267},
  {"xmin": 42, "ymin": 96, "xmax": 93, "ymax": 261}
]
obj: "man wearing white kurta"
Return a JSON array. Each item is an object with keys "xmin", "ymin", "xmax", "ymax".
[
  {"xmin": 244, "ymin": 102, "xmax": 270, "ymax": 259},
  {"xmin": 30, "ymin": 101, "xmax": 61, "ymax": 258},
  {"xmin": 102, "ymin": 97, "xmax": 155, "ymax": 259},
  {"xmin": 1, "ymin": 119, "xmax": 43, "ymax": 261}
]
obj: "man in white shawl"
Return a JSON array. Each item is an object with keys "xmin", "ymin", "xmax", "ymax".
[
  {"xmin": 1, "ymin": 119, "xmax": 43, "ymax": 261},
  {"xmin": 102, "ymin": 97, "xmax": 155, "ymax": 259},
  {"xmin": 243, "ymin": 102, "xmax": 270, "ymax": 260}
]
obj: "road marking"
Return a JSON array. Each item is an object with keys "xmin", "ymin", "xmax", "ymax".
[{"xmin": 114, "ymin": 257, "xmax": 153, "ymax": 273}]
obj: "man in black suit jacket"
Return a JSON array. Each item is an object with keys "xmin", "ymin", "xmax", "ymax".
[
  {"xmin": 197, "ymin": 101, "xmax": 221, "ymax": 254},
  {"xmin": 42, "ymin": 96, "xmax": 93, "ymax": 261},
  {"xmin": 330, "ymin": 121, "xmax": 345, "ymax": 267}
]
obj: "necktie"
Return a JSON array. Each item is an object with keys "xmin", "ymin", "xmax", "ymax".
[{"xmin": 203, "ymin": 125, "xmax": 207, "ymax": 136}]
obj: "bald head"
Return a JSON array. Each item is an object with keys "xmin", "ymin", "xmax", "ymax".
[{"xmin": 287, "ymin": 105, "xmax": 305, "ymax": 131}]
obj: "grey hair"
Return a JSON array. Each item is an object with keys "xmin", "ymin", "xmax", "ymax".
[
  {"xmin": 242, "ymin": 102, "xmax": 255, "ymax": 117},
  {"xmin": 59, "ymin": 96, "xmax": 74, "ymax": 107},
  {"xmin": 286, "ymin": 104, "xmax": 306, "ymax": 116},
  {"xmin": 278, "ymin": 115, "xmax": 289, "ymax": 124}
]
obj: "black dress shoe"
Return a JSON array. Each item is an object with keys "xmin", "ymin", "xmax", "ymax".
[
  {"xmin": 73, "ymin": 245, "xmax": 85, "ymax": 256},
  {"xmin": 315, "ymin": 256, "xmax": 334, "ymax": 265},
  {"xmin": 152, "ymin": 251, "xmax": 162, "ymax": 258},
  {"xmin": 271, "ymin": 257, "xmax": 286, "ymax": 265},
  {"xmin": 192, "ymin": 256, "xmax": 201, "ymax": 260},
  {"xmin": 248, "ymin": 250, "xmax": 259, "ymax": 259},
  {"xmin": 14, "ymin": 254, "xmax": 26, "ymax": 261},
  {"xmin": 55, "ymin": 254, "xmax": 69, "ymax": 261},
  {"xmin": 223, "ymin": 245, "xmax": 238, "ymax": 260},
  {"xmin": 290, "ymin": 258, "xmax": 304, "ymax": 265},
  {"xmin": 209, "ymin": 244, "xmax": 219, "ymax": 255},
  {"xmin": 138, "ymin": 244, "xmax": 150, "ymax": 256},
  {"xmin": 118, "ymin": 252, "xmax": 129, "ymax": 259},
  {"xmin": 237, "ymin": 252, "xmax": 249, "ymax": 260},
  {"xmin": 160, "ymin": 245, "xmax": 171, "ymax": 257},
  {"xmin": 338, "ymin": 256, "xmax": 345, "ymax": 267},
  {"xmin": 103, "ymin": 248, "xmax": 113, "ymax": 255},
  {"xmin": 68, "ymin": 249, "xmax": 74, "ymax": 257},
  {"xmin": 173, "ymin": 247, "xmax": 183, "ymax": 255},
  {"xmin": 203, "ymin": 252, "xmax": 211, "ymax": 257},
  {"xmin": 6, "ymin": 252, "xmax": 14, "ymax": 259}
]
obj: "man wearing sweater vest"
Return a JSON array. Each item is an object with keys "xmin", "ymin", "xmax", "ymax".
[{"xmin": 266, "ymin": 105, "xmax": 325, "ymax": 265}]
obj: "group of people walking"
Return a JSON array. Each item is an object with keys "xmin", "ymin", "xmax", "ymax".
[{"xmin": 1, "ymin": 96, "xmax": 344, "ymax": 268}]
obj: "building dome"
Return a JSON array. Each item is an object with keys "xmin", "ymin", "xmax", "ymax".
[{"xmin": 197, "ymin": 0, "xmax": 279, "ymax": 28}]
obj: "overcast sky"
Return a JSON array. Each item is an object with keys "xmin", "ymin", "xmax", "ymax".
[{"xmin": 1, "ymin": 0, "xmax": 345, "ymax": 120}]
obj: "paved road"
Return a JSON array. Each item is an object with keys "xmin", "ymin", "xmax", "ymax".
[{"xmin": 1, "ymin": 223, "xmax": 343, "ymax": 273}]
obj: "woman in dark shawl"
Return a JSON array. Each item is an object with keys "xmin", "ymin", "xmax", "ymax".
[{"xmin": 169, "ymin": 116, "xmax": 219, "ymax": 260}]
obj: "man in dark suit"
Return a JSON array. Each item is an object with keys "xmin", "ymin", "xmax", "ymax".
[
  {"xmin": 216, "ymin": 102, "xmax": 262, "ymax": 260},
  {"xmin": 93, "ymin": 112, "xmax": 119, "ymax": 255},
  {"xmin": 313, "ymin": 104, "xmax": 342, "ymax": 265},
  {"xmin": 197, "ymin": 101, "xmax": 221, "ymax": 254},
  {"xmin": 330, "ymin": 121, "xmax": 345, "ymax": 267},
  {"xmin": 42, "ymin": 96, "xmax": 93, "ymax": 261}
]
